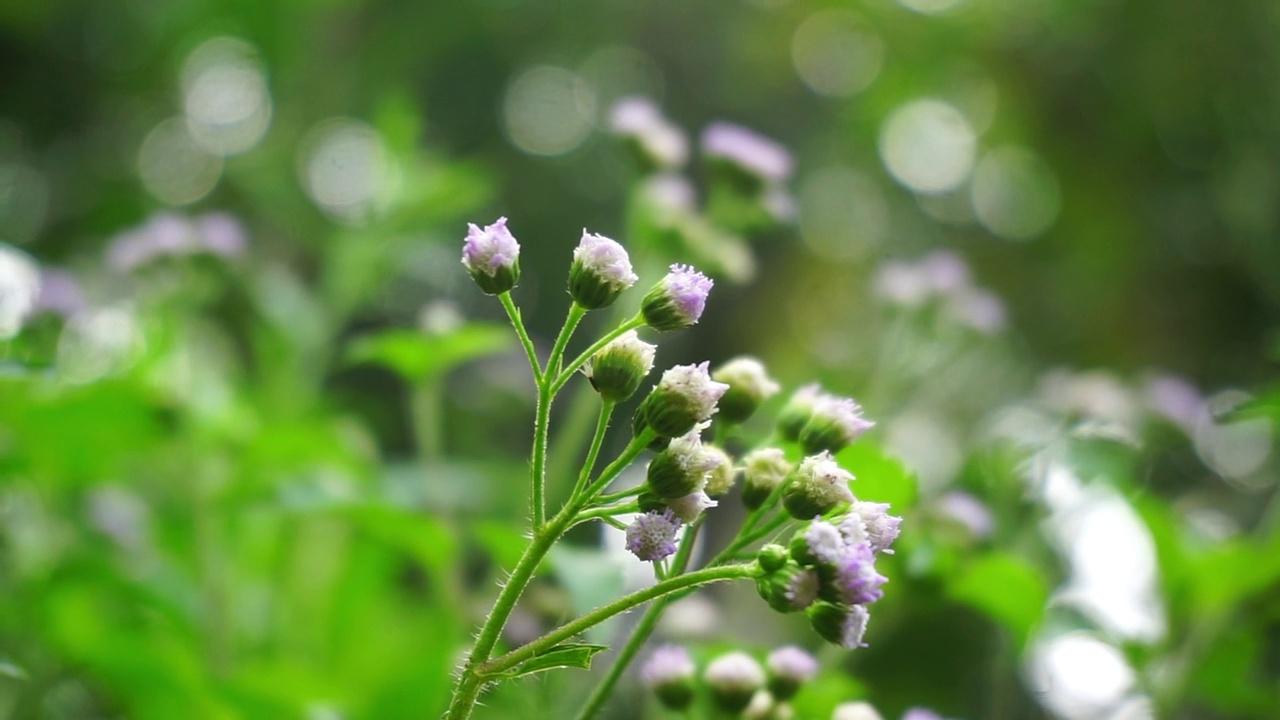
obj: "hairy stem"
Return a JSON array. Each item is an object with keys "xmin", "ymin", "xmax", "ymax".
[
  {"xmin": 552, "ymin": 314, "xmax": 646, "ymax": 394},
  {"xmin": 569, "ymin": 400, "xmax": 615, "ymax": 505},
  {"xmin": 499, "ymin": 291, "xmax": 541, "ymax": 384}
]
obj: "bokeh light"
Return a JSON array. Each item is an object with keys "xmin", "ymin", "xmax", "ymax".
[
  {"xmin": 798, "ymin": 166, "xmax": 889, "ymax": 261},
  {"xmin": 791, "ymin": 10, "xmax": 884, "ymax": 98},
  {"xmin": 879, "ymin": 99, "xmax": 976, "ymax": 195},
  {"xmin": 1194, "ymin": 389, "xmax": 1273, "ymax": 484},
  {"xmin": 897, "ymin": 0, "xmax": 967, "ymax": 15},
  {"xmin": 970, "ymin": 146, "xmax": 1061, "ymax": 240},
  {"xmin": 1028, "ymin": 632, "xmax": 1140, "ymax": 720},
  {"xmin": 181, "ymin": 37, "xmax": 272, "ymax": 156},
  {"xmin": 300, "ymin": 119, "xmax": 396, "ymax": 224},
  {"xmin": 137, "ymin": 117, "xmax": 224, "ymax": 206},
  {"xmin": 57, "ymin": 306, "xmax": 142, "ymax": 385},
  {"xmin": 503, "ymin": 66, "xmax": 597, "ymax": 156},
  {"xmin": 0, "ymin": 242, "xmax": 40, "ymax": 339}
]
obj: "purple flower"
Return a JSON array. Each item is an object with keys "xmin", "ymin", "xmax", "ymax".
[
  {"xmin": 830, "ymin": 543, "xmax": 887, "ymax": 605},
  {"xmin": 704, "ymin": 651, "xmax": 766, "ymax": 713},
  {"xmin": 666, "ymin": 490, "xmax": 717, "ymax": 523},
  {"xmin": 803, "ymin": 519, "xmax": 847, "ymax": 565},
  {"xmin": 641, "ymin": 264, "xmax": 713, "ymax": 331},
  {"xmin": 901, "ymin": 710, "xmax": 945, "ymax": 720},
  {"xmin": 462, "ymin": 216, "xmax": 520, "ymax": 277},
  {"xmin": 610, "ymin": 97, "xmax": 689, "ymax": 169},
  {"xmin": 920, "ymin": 250, "xmax": 971, "ymax": 293},
  {"xmin": 766, "ymin": 645, "xmax": 819, "ymax": 684},
  {"xmin": 626, "ymin": 509, "xmax": 682, "ymax": 562},
  {"xmin": 701, "ymin": 122, "xmax": 794, "ymax": 182},
  {"xmin": 851, "ymin": 501, "xmax": 902, "ymax": 553},
  {"xmin": 568, "ymin": 230, "xmax": 638, "ymax": 309},
  {"xmin": 807, "ymin": 601, "xmax": 870, "ymax": 650},
  {"xmin": 800, "ymin": 395, "xmax": 875, "ymax": 455},
  {"xmin": 640, "ymin": 644, "xmax": 696, "ymax": 688},
  {"xmin": 646, "ymin": 424, "xmax": 724, "ymax": 499},
  {"xmin": 781, "ymin": 452, "xmax": 856, "ymax": 520},
  {"xmin": 637, "ymin": 362, "xmax": 731, "ymax": 438},
  {"xmin": 784, "ymin": 566, "xmax": 820, "ymax": 609}
]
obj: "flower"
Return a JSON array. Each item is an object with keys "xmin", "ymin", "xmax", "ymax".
[
  {"xmin": 610, "ymin": 97, "xmax": 689, "ymax": 169},
  {"xmin": 584, "ymin": 330, "xmax": 656, "ymax": 402},
  {"xmin": 781, "ymin": 452, "xmax": 855, "ymax": 520},
  {"xmin": 640, "ymin": 644, "xmax": 697, "ymax": 710},
  {"xmin": 646, "ymin": 425, "xmax": 723, "ymax": 498},
  {"xmin": 825, "ymin": 542, "xmax": 887, "ymax": 605},
  {"xmin": 756, "ymin": 561, "xmax": 820, "ymax": 613},
  {"xmin": 777, "ymin": 384, "xmax": 824, "ymax": 441},
  {"xmin": 625, "ymin": 510, "xmax": 682, "ymax": 562},
  {"xmin": 666, "ymin": 490, "xmax": 717, "ymax": 523},
  {"xmin": 799, "ymin": 395, "xmax": 875, "ymax": 455},
  {"xmin": 702, "ymin": 445, "xmax": 736, "ymax": 497},
  {"xmin": 635, "ymin": 362, "xmax": 729, "ymax": 438},
  {"xmin": 792, "ymin": 518, "xmax": 847, "ymax": 566},
  {"xmin": 461, "ymin": 216, "xmax": 520, "ymax": 294},
  {"xmin": 701, "ymin": 122, "xmax": 794, "ymax": 183},
  {"xmin": 704, "ymin": 651, "xmax": 766, "ymax": 713},
  {"xmin": 766, "ymin": 646, "xmax": 819, "ymax": 701},
  {"xmin": 807, "ymin": 601, "xmax": 870, "ymax": 650},
  {"xmin": 713, "ymin": 356, "xmax": 782, "ymax": 424},
  {"xmin": 851, "ymin": 501, "xmax": 902, "ymax": 553},
  {"xmin": 568, "ymin": 230, "xmax": 638, "ymax": 309},
  {"xmin": 641, "ymin": 264, "xmax": 713, "ymax": 331},
  {"xmin": 741, "ymin": 448, "xmax": 792, "ymax": 510}
]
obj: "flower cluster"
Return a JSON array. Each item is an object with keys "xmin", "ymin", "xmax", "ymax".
[
  {"xmin": 872, "ymin": 250, "xmax": 1007, "ymax": 334},
  {"xmin": 640, "ymin": 645, "xmax": 820, "ymax": 716}
]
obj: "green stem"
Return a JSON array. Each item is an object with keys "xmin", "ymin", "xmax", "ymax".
[
  {"xmin": 483, "ymin": 564, "xmax": 757, "ymax": 676},
  {"xmin": 531, "ymin": 304, "xmax": 588, "ymax": 529},
  {"xmin": 572, "ymin": 502, "xmax": 640, "ymax": 528},
  {"xmin": 569, "ymin": 401, "xmax": 615, "ymax": 505},
  {"xmin": 593, "ymin": 486, "xmax": 644, "ymax": 506},
  {"xmin": 552, "ymin": 314, "xmax": 646, "ymax": 394},
  {"xmin": 499, "ymin": 292, "xmax": 542, "ymax": 384}
]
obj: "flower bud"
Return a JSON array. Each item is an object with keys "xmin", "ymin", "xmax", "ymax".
[
  {"xmin": 640, "ymin": 645, "xmax": 697, "ymax": 711},
  {"xmin": 702, "ymin": 445, "xmax": 736, "ymax": 497},
  {"xmin": 849, "ymin": 501, "xmax": 901, "ymax": 554},
  {"xmin": 704, "ymin": 652, "xmax": 766, "ymax": 714},
  {"xmin": 701, "ymin": 122, "xmax": 795, "ymax": 187},
  {"xmin": 584, "ymin": 330, "xmax": 656, "ymax": 402},
  {"xmin": 817, "ymin": 543, "xmax": 886, "ymax": 606},
  {"xmin": 641, "ymin": 264, "xmax": 713, "ymax": 331},
  {"xmin": 776, "ymin": 384, "xmax": 823, "ymax": 441},
  {"xmin": 766, "ymin": 646, "xmax": 818, "ymax": 701},
  {"xmin": 568, "ymin": 230, "xmax": 638, "ymax": 309},
  {"xmin": 781, "ymin": 452, "xmax": 855, "ymax": 520},
  {"xmin": 625, "ymin": 510, "xmax": 682, "ymax": 562},
  {"xmin": 789, "ymin": 518, "xmax": 846, "ymax": 567},
  {"xmin": 635, "ymin": 362, "xmax": 729, "ymax": 438},
  {"xmin": 712, "ymin": 356, "xmax": 781, "ymax": 424},
  {"xmin": 646, "ymin": 427, "xmax": 722, "ymax": 499},
  {"xmin": 609, "ymin": 97, "xmax": 689, "ymax": 171},
  {"xmin": 461, "ymin": 217, "xmax": 520, "ymax": 294},
  {"xmin": 756, "ymin": 561, "xmax": 819, "ymax": 613},
  {"xmin": 799, "ymin": 395, "xmax": 874, "ymax": 455},
  {"xmin": 666, "ymin": 490, "xmax": 717, "ymax": 523},
  {"xmin": 807, "ymin": 601, "xmax": 870, "ymax": 650},
  {"xmin": 757, "ymin": 544, "xmax": 790, "ymax": 574},
  {"xmin": 741, "ymin": 448, "xmax": 792, "ymax": 510}
]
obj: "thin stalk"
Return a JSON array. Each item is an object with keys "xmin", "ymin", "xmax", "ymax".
[
  {"xmin": 552, "ymin": 314, "xmax": 646, "ymax": 394},
  {"xmin": 410, "ymin": 379, "xmax": 444, "ymax": 461},
  {"xmin": 569, "ymin": 400, "xmax": 615, "ymax": 505},
  {"xmin": 530, "ymin": 304, "xmax": 587, "ymax": 529},
  {"xmin": 593, "ymin": 486, "xmax": 644, "ymax": 506},
  {"xmin": 499, "ymin": 291, "xmax": 542, "ymax": 383},
  {"xmin": 572, "ymin": 502, "xmax": 640, "ymax": 528}
]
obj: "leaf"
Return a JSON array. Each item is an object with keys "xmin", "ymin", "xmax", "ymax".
[
  {"xmin": 345, "ymin": 325, "xmax": 511, "ymax": 382},
  {"xmin": 501, "ymin": 644, "xmax": 608, "ymax": 678},
  {"xmin": 835, "ymin": 442, "xmax": 919, "ymax": 511},
  {"xmin": 947, "ymin": 552, "xmax": 1048, "ymax": 645}
]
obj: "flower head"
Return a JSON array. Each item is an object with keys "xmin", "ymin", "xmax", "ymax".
[
  {"xmin": 792, "ymin": 518, "xmax": 846, "ymax": 566},
  {"xmin": 635, "ymin": 362, "xmax": 730, "ymax": 438},
  {"xmin": 800, "ymin": 395, "xmax": 875, "ymax": 455},
  {"xmin": 756, "ymin": 561, "xmax": 820, "ymax": 613},
  {"xmin": 666, "ymin": 490, "xmax": 717, "ymax": 523},
  {"xmin": 641, "ymin": 644, "xmax": 697, "ymax": 710},
  {"xmin": 461, "ymin": 217, "xmax": 520, "ymax": 294},
  {"xmin": 584, "ymin": 330, "xmax": 656, "ymax": 402},
  {"xmin": 807, "ymin": 601, "xmax": 870, "ymax": 650},
  {"xmin": 701, "ymin": 122, "xmax": 794, "ymax": 183},
  {"xmin": 568, "ymin": 231, "xmax": 638, "ymax": 309},
  {"xmin": 704, "ymin": 651, "xmax": 766, "ymax": 714},
  {"xmin": 712, "ymin": 356, "xmax": 781, "ymax": 424},
  {"xmin": 777, "ymin": 384, "xmax": 824, "ymax": 441},
  {"xmin": 850, "ymin": 501, "xmax": 901, "ymax": 553},
  {"xmin": 741, "ymin": 448, "xmax": 792, "ymax": 510},
  {"xmin": 781, "ymin": 452, "xmax": 855, "ymax": 520},
  {"xmin": 646, "ymin": 425, "xmax": 723, "ymax": 498},
  {"xmin": 610, "ymin": 97, "xmax": 689, "ymax": 169},
  {"xmin": 702, "ymin": 445, "xmax": 736, "ymax": 497},
  {"xmin": 625, "ymin": 509, "xmax": 682, "ymax": 562},
  {"xmin": 826, "ymin": 542, "xmax": 887, "ymax": 605},
  {"xmin": 766, "ymin": 646, "xmax": 819, "ymax": 701},
  {"xmin": 641, "ymin": 264, "xmax": 713, "ymax": 331}
]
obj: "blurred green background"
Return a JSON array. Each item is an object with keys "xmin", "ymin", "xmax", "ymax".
[{"xmin": 2, "ymin": 0, "xmax": 1279, "ymax": 718}]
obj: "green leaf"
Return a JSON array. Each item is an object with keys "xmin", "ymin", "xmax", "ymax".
[
  {"xmin": 345, "ymin": 325, "xmax": 511, "ymax": 382},
  {"xmin": 501, "ymin": 644, "xmax": 608, "ymax": 678},
  {"xmin": 947, "ymin": 552, "xmax": 1048, "ymax": 644},
  {"xmin": 835, "ymin": 442, "xmax": 919, "ymax": 511}
]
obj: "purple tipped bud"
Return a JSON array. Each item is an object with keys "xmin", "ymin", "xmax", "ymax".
[
  {"xmin": 646, "ymin": 426, "xmax": 723, "ymax": 499},
  {"xmin": 701, "ymin": 122, "xmax": 794, "ymax": 183},
  {"xmin": 757, "ymin": 561, "xmax": 820, "ymax": 614},
  {"xmin": 568, "ymin": 230, "xmax": 638, "ymax": 309},
  {"xmin": 641, "ymin": 264, "xmax": 713, "ymax": 331},
  {"xmin": 610, "ymin": 97, "xmax": 689, "ymax": 170},
  {"xmin": 666, "ymin": 490, "xmax": 717, "ymax": 523},
  {"xmin": 823, "ymin": 542, "xmax": 887, "ymax": 605},
  {"xmin": 635, "ymin": 362, "xmax": 729, "ymax": 438},
  {"xmin": 807, "ymin": 601, "xmax": 870, "ymax": 650},
  {"xmin": 777, "ymin": 384, "xmax": 824, "ymax": 441},
  {"xmin": 800, "ymin": 395, "xmax": 875, "ymax": 455},
  {"xmin": 791, "ymin": 518, "xmax": 847, "ymax": 567},
  {"xmin": 641, "ymin": 644, "xmax": 697, "ymax": 710},
  {"xmin": 713, "ymin": 356, "xmax": 781, "ymax": 424},
  {"xmin": 766, "ymin": 646, "xmax": 819, "ymax": 701},
  {"xmin": 625, "ymin": 510, "xmax": 682, "ymax": 562},
  {"xmin": 702, "ymin": 445, "xmax": 736, "ymax": 497},
  {"xmin": 461, "ymin": 217, "xmax": 520, "ymax": 294},
  {"xmin": 850, "ymin": 501, "xmax": 901, "ymax": 553},
  {"xmin": 741, "ymin": 448, "xmax": 792, "ymax": 510},
  {"xmin": 584, "ymin": 330, "xmax": 656, "ymax": 402},
  {"xmin": 704, "ymin": 652, "xmax": 766, "ymax": 714},
  {"xmin": 782, "ymin": 452, "xmax": 855, "ymax": 520}
]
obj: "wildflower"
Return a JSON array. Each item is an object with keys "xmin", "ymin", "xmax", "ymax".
[
  {"xmin": 850, "ymin": 501, "xmax": 902, "ymax": 553},
  {"xmin": 666, "ymin": 490, "xmax": 717, "ymax": 523},
  {"xmin": 584, "ymin": 330, "xmax": 656, "ymax": 402},
  {"xmin": 641, "ymin": 264, "xmax": 713, "ymax": 331},
  {"xmin": 781, "ymin": 452, "xmax": 855, "ymax": 520},
  {"xmin": 461, "ymin": 216, "xmax": 520, "ymax": 294},
  {"xmin": 610, "ymin": 97, "xmax": 689, "ymax": 170},
  {"xmin": 799, "ymin": 395, "xmax": 875, "ymax": 455},
  {"xmin": 704, "ymin": 651, "xmax": 766, "ymax": 713},
  {"xmin": 713, "ymin": 356, "xmax": 781, "ymax": 424},
  {"xmin": 777, "ymin": 384, "xmax": 824, "ymax": 442},
  {"xmin": 791, "ymin": 518, "xmax": 847, "ymax": 566},
  {"xmin": 822, "ymin": 543, "xmax": 887, "ymax": 606},
  {"xmin": 756, "ymin": 562, "xmax": 820, "ymax": 614},
  {"xmin": 568, "ymin": 230, "xmax": 638, "ymax": 309},
  {"xmin": 646, "ymin": 426, "xmax": 723, "ymax": 499},
  {"xmin": 741, "ymin": 448, "xmax": 792, "ymax": 510},
  {"xmin": 702, "ymin": 445, "xmax": 736, "ymax": 497},
  {"xmin": 701, "ymin": 122, "xmax": 794, "ymax": 184},
  {"xmin": 766, "ymin": 646, "xmax": 819, "ymax": 701},
  {"xmin": 635, "ymin": 362, "xmax": 729, "ymax": 438},
  {"xmin": 625, "ymin": 510, "xmax": 682, "ymax": 562},
  {"xmin": 640, "ymin": 644, "xmax": 697, "ymax": 710},
  {"xmin": 807, "ymin": 601, "xmax": 870, "ymax": 650}
]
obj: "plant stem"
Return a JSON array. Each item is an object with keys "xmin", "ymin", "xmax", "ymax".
[
  {"xmin": 530, "ymin": 304, "xmax": 587, "ymax": 530},
  {"xmin": 499, "ymin": 291, "xmax": 542, "ymax": 384},
  {"xmin": 593, "ymin": 486, "xmax": 644, "ymax": 505},
  {"xmin": 569, "ymin": 400, "xmax": 615, "ymax": 505},
  {"xmin": 552, "ymin": 314, "xmax": 646, "ymax": 394}
]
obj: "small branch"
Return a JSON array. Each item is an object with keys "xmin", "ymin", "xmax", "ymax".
[
  {"xmin": 499, "ymin": 292, "xmax": 542, "ymax": 384},
  {"xmin": 551, "ymin": 314, "xmax": 646, "ymax": 394}
]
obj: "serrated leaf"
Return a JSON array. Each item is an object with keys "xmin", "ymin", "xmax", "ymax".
[
  {"xmin": 345, "ymin": 325, "xmax": 511, "ymax": 382},
  {"xmin": 502, "ymin": 644, "xmax": 608, "ymax": 678}
]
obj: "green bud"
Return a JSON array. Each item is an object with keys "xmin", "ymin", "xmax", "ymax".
[
  {"xmin": 741, "ymin": 448, "xmax": 792, "ymax": 510},
  {"xmin": 585, "ymin": 330, "xmax": 656, "ymax": 402}
]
